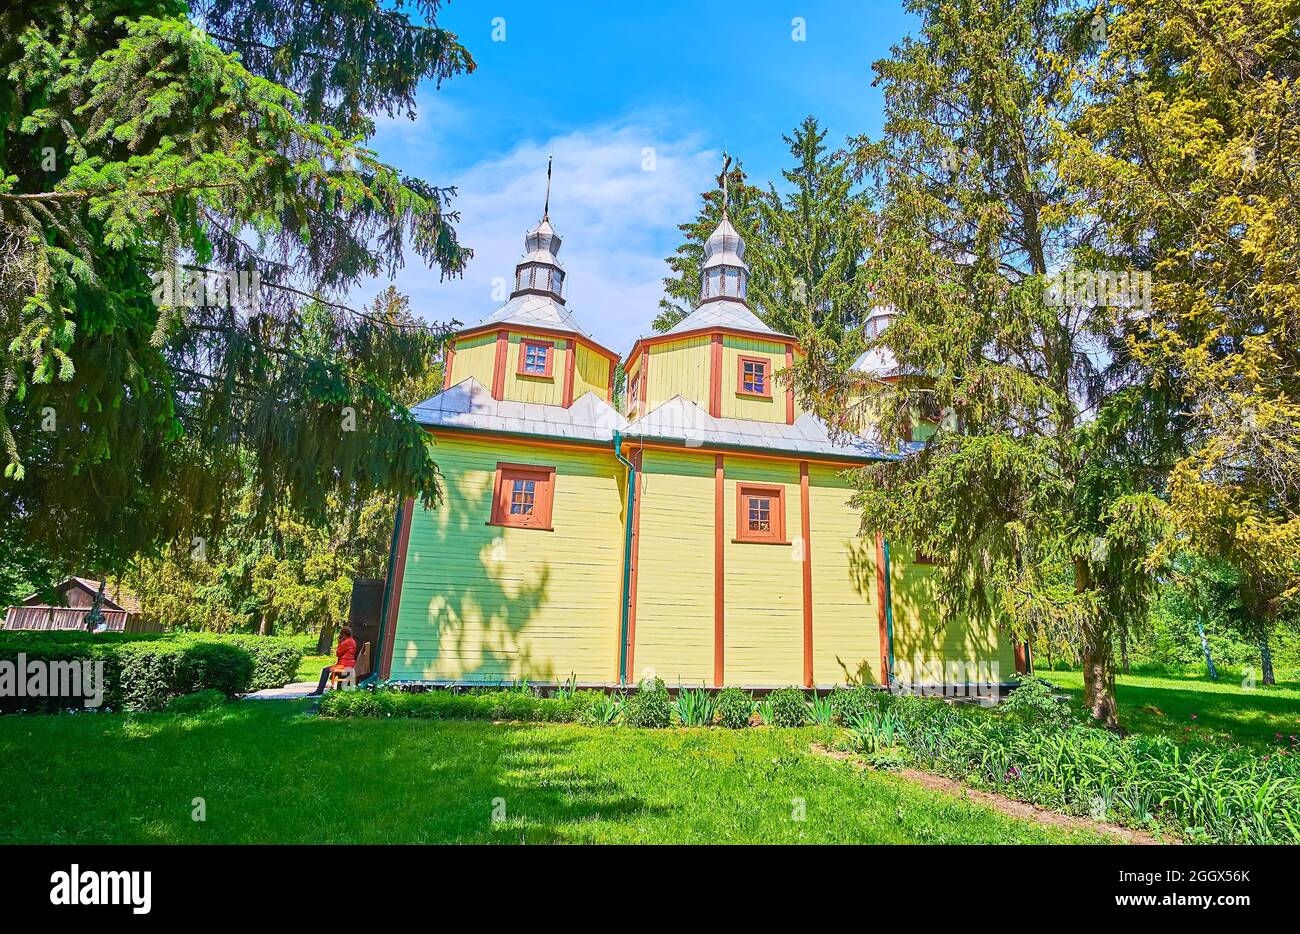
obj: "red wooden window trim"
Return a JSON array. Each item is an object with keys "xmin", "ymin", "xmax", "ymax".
[
  {"xmin": 736, "ymin": 355, "xmax": 772, "ymax": 398},
  {"xmin": 488, "ymin": 462, "xmax": 556, "ymax": 530},
  {"xmin": 628, "ymin": 369, "xmax": 641, "ymax": 415},
  {"xmin": 734, "ymin": 483, "xmax": 787, "ymax": 544},
  {"xmin": 517, "ymin": 338, "xmax": 555, "ymax": 378}
]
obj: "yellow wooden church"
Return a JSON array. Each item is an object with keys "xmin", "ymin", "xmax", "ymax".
[{"xmin": 377, "ymin": 194, "xmax": 1020, "ymax": 691}]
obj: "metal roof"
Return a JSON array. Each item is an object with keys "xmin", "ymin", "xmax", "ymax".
[
  {"xmin": 701, "ymin": 216, "xmax": 748, "ymax": 271},
  {"xmin": 853, "ymin": 306, "xmax": 901, "ymax": 377},
  {"xmin": 411, "ymin": 378, "xmax": 627, "ymax": 443},
  {"xmin": 623, "ymin": 396, "xmax": 894, "ymax": 461},
  {"xmin": 663, "ymin": 299, "xmax": 791, "ymax": 339},
  {"xmin": 463, "ymin": 293, "xmax": 590, "ymax": 337},
  {"xmin": 852, "ymin": 346, "xmax": 899, "ymax": 378}
]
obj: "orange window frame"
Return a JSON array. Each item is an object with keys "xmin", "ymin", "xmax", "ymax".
[
  {"xmin": 734, "ymin": 483, "xmax": 787, "ymax": 544},
  {"xmin": 628, "ymin": 369, "xmax": 641, "ymax": 414},
  {"xmin": 517, "ymin": 339, "xmax": 555, "ymax": 378},
  {"xmin": 488, "ymin": 462, "xmax": 556, "ymax": 530},
  {"xmin": 736, "ymin": 355, "xmax": 772, "ymax": 398}
]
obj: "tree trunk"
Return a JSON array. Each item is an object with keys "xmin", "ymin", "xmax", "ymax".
[
  {"xmin": 1260, "ymin": 638, "xmax": 1276, "ymax": 686},
  {"xmin": 1197, "ymin": 619, "xmax": 1217, "ymax": 680},
  {"xmin": 258, "ymin": 612, "xmax": 274, "ymax": 636},
  {"xmin": 1076, "ymin": 561, "xmax": 1119, "ymax": 727},
  {"xmin": 1081, "ymin": 636, "xmax": 1119, "ymax": 727},
  {"xmin": 316, "ymin": 619, "xmax": 337, "ymax": 655}
]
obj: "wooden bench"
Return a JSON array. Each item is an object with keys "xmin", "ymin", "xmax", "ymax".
[{"xmin": 327, "ymin": 642, "xmax": 371, "ymax": 690}]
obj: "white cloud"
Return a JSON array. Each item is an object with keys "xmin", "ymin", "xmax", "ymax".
[{"xmin": 358, "ymin": 114, "xmax": 719, "ymax": 355}]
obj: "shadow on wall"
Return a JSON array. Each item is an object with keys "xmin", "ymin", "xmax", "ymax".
[
  {"xmin": 886, "ymin": 540, "xmax": 1006, "ymax": 684},
  {"xmin": 403, "ymin": 461, "xmax": 555, "ymax": 684},
  {"xmin": 844, "ymin": 538, "xmax": 880, "ymax": 687}
]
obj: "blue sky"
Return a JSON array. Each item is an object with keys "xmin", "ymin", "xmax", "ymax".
[{"xmin": 362, "ymin": 0, "xmax": 917, "ymax": 354}]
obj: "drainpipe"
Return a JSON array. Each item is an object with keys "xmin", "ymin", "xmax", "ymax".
[
  {"xmin": 612, "ymin": 430, "xmax": 636, "ymax": 686},
  {"xmin": 882, "ymin": 538, "xmax": 896, "ymax": 686}
]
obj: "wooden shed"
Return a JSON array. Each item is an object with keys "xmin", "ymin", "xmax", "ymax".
[{"xmin": 3, "ymin": 577, "xmax": 160, "ymax": 633}]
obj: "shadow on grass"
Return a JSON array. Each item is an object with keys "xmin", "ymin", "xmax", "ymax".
[
  {"xmin": 1044, "ymin": 671, "xmax": 1300, "ymax": 748},
  {"xmin": 0, "ymin": 701, "xmax": 665, "ymax": 844}
]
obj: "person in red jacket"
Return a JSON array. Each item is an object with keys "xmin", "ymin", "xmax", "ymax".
[{"xmin": 307, "ymin": 626, "xmax": 357, "ymax": 696}]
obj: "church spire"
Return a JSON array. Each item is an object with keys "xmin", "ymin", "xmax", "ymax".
[
  {"xmin": 511, "ymin": 159, "xmax": 566, "ymax": 302},
  {"xmin": 700, "ymin": 151, "xmax": 749, "ymax": 305}
]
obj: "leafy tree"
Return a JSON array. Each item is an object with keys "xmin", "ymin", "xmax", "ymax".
[
  {"xmin": 1061, "ymin": 0, "xmax": 1300, "ymax": 625},
  {"xmin": 794, "ymin": 0, "xmax": 1174, "ymax": 725},
  {"xmin": 123, "ymin": 286, "xmax": 441, "ymax": 638},
  {"xmin": 755, "ymin": 116, "xmax": 872, "ymax": 340},
  {"xmin": 654, "ymin": 160, "xmax": 767, "ymax": 332},
  {"xmin": 0, "ymin": 1, "xmax": 472, "ymax": 576},
  {"xmin": 655, "ymin": 121, "xmax": 872, "ymax": 345}
]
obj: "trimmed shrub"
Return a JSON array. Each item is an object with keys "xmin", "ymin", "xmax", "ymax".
[
  {"xmin": 0, "ymin": 637, "xmax": 119, "ymax": 712},
  {"xmin": 165, "ymin": 689, "xmax": 226, "ymax": 714},
  {"xmin": 318, "ymin": 686, "xmax": 603, "ymax": 723},
  {"xmin": 0, "ymin": 632, "xmax": 255, "ymax": 712},
  {"xmin": 117, "ymin": 640, "xmax": 253, "ymax": 710},
  {"xmin": 767, "ymin": 687, "xmax": 809, "ymax": 727},
  {"xmin": 622, "ymin": 677, "xmax": 672, "ymax": 728},
  {"xmin": 1000, "ymin": 674, "xmax": 1072, "ymax": 725},
  {"xmin": 204, "ymin": 635, "xmax": 303, "ymax": 691},
  {"xmin": 716, "ymin": 688, "xmax": 754, "ymax": 729},
  {"xmin": 829, "ymin": 685, "xmax": 882, "ymax": 724}
]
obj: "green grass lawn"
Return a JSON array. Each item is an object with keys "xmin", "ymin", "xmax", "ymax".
[
  {"xmin": 1042, "ymin": 669, "xmax": 1300, "ymax": 749},
  {"xmin": 295, "ymin": 653, "xmax": 332, "ymax": 682},
  {"xmin": 0, "ymin": 700, "xmax": 1113, "ymax": 844}
]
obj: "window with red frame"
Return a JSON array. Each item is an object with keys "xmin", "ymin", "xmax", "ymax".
[
  {"xmin": 737, "ymin": 355, "xmax": 771, "ymax": 397},
  {"xmin": 518, "ymin": 339, "xmax": 554, "ymax": 378},
  {"xmin": 628, "ymin": 369, "xmax": 641, "ymax": 412},
  {"xmin": 489, "ymin": 463, "xmax": 556, "ymax": 530},
  {"xmin": 735, "ymin": 483, "xmax": 786, "ymax": 544}
]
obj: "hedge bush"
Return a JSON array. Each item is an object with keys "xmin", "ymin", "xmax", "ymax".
[
  {"xmin": 0, "ymin": 631, "xmax": 302, "ymax": 712},
  {"xmin": 766, "ymin": 687, "xmax": 809, "ymax": 727},
  {"xmin": 319, "ymin": 686, "xmax": 601, "ymax": 723},
  {"xmin": 716, "ymin": 688, "xmax": 755, "ymax": 729},
  {"xmin": 622, "ymin": 678, "xmax": 673, "ymax": 728}
]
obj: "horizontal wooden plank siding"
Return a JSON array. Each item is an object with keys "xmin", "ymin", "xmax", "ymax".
[
  {"xmin": 446, "ymin": 332, "xmax": 497, "ymax": 389},
  {"xmin": 888, "ymin": 541, "xmax": 1015, "ymax": 685},
  {"xmin": 573, "ymin": 343, "xmax": 612, "ymax": 404},
  {"xmin": 644, "ymin": 336, "xmax": 710, "ymax": 414},
  {"xmin": 807, "ymin": 465, "xmax": 882, "ymax": 686},
  {"xmin": 389, "ymin": 435, "xmax": 623, "ymax": 683},
  {"xmin": 630, "ymin": 449, "xmax": 715, "ymax": 685},
  {"xmin": 722, "ymin": 458, "xmax": 803, "ymax": 685}
]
